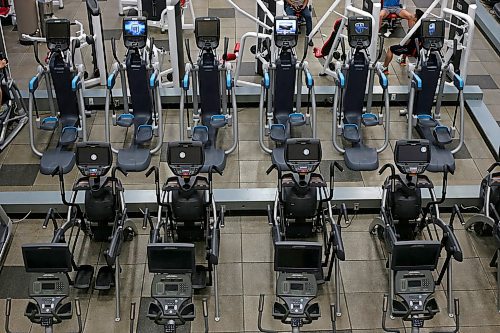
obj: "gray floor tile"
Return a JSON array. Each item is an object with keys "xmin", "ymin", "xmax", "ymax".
[
  {"xmin": 0, "ymin": 164, "xmax": 38, "ymax": 186},
  {"xmin": 208, "ymin": 8, "xmax": 235, "ymax": 18},
  {"xmin": 466, "ymin": 75, "xmax": 499, "ymax": 89}
]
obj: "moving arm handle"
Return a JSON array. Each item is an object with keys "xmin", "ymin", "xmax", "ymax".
[
  {"xmin": 111, "ymin": 38, "xmax": 120, "ymax": 63},
  {"xmin": 130, "ymin": 302, "xmax": 136, "ymax": 333},
  {"xmin": 379, "ymin": 163, "xmax": 396, "ymax": 192},
  {"xmin": 222, "ymin": 37, "xmax": 229, "ymax": 63},
  {"xmin": 202, "ymin": 298, "xmax": 209, "ymax": 333},
  {"xmin": 330, "ymin": 304, "xmax": 337, "ymax": 333},
  {"xmin": 185, "ymin": 39, "xmax": 193, "ymax": 65},
  {"xmin": 111, "ymin": 166, "xmax": 128, "ymax": 179},
  {"xmin": 257, "ymin": 294, "xmax": 277, "ymax": 333},
  {"xmin": 430, "ymin": 299, "xmax": 460, "ymax": 333},
  {"xmin": 71, "ymin": 39, "xmax": 81, "ymax": 72},
  {"xmin": 329, "ymin": 161, "xmax": 344, "ymax": 198},
  {"xmin": 382, "ymin": 295, "xmax": 400, "ymax": 333},
  {"xmin": 487, "ymin": 162, "xmax": 500, "ymax": 173},
  {"xmin": 33, "ymin": 42, "xmax": 44, "ymax": 67},
  {"xmin": 146, "ymin": 166, "xmax": 164, "ymax": 207}
]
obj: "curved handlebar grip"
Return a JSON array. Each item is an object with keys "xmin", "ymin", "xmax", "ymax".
[
  {"xmin": 43, "ymin": 208, "xmax": 53, "ymax": 229},
  {"xmin": 75, "ymin": 298, "xmax": 81, "ymax": 317},
  {"xmin": 185, "ymin": 39, "xmax": 193, "ymax": 65},
  {"xmin": 383, "ymin": 294, "xmax": 389, "ymax": 312},
  {"xmin": 378, "ymin": 163, "xmax": 394, "ymax": 176},
  {"xmin": 5, "ymin": 298, "xmax": 11, "ymax": 316},
  {"xmin": 223, "ymin": 37, "xmax": 229, "ymax": 62},
  {"xmin": 202, "ymin": 298, "xmax": 208, "ymax": 317},
  {"xmin": 145, "ymin": 166, "xmax": 159, "ymax": 178},
  {"xmin": 211, "ymin": 166, "xmax": 223, "ymax": 176},
  {"xmin": 487, "ymin": 162, "xmax": 500, "ymax": 173},
  {"xmin": 258, "ymin": 294, "xmax": 265, "ymax": 312},
  {"xmin": 148, "ymin": 38, "xmax": 155, "ymax": 64},
  {"xmin": 330, "ymin": 304, "xmax": 336, "ymax": 322},
  {"xmin": 454, "ymin": 299, "xmax": 459, "ymax": 317},
  {"xmin": 130, "ymin": 302, "xmax": 136, "ymax": 320},
  {"xmin": 112, "ymin": 166, "xmax": 128, "ymax": 178},
  {"xmin": 51, "ymin": 166, "xmax": 61, "ymax": 177}
]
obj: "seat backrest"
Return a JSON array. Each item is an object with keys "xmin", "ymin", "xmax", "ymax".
[
  {"xmin": 49, "ymin": 52, "xmax": 80, "ymax": 127},
  {"xmin": 413, "ymin": 53, "xmax": 441, "ymax": 116},
  {"xmin": 126, "ymin": 50, "xmax": 153, "ymax": 125},
  {"xmin": 342, "ymin": 51, "xmax": 369, "ymax": 125},
  {"xmin": 274, "ymin": 51, "xmax": 297, "ymax": 122},
  {"xmin": 198, "ymin": 52, "xmax": 221, "ymax": 124}
]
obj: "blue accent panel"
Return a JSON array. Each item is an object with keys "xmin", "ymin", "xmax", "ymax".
[
  {"xmin": 138, "ymin": 124, "xmax": 153, "ymax": 130},
  {"xmin": 453, "ymin": 73, "xmax": 464, "ymax": 91},
  {"xmin": 118, "ymin": 114, "xmax": 135, "ymax": 120},
  {"xmin": 211, "ymin": 115, "xmax": 225, "ymax": 121},
  {"xmin": 343, "ymin": 123, "xmax": 358, "ymax": 130},
  {"xmin": 150, "ymin": 73, "xmax": 157, "ymax": 88},
  {"xmin": 289, "ymin": 113, "xmax": 305, "ymax": 120},
  {"xmin": 338, "ymin": 72, "xmax": 345, "ymax": 88},
  {"xmin": 193, "ymin": 125, "xmax": 209, "ymax": 131},
  {"xmin": 263, "ymin": 72, "xmax": 270, "ymax": 89},
  {"xmin": 183, "ymin": 73, "xmax": 190, "ymax": 90},
  {"xmin": 417, "ymin": 114, "xmax": 433, "ymax": 120},
  {"xmin": 379, "ymin": 72, "xmax": 388, "ymax": 88},
  {"xmin": 29, "ymin": 76, "xmax": 39, "ymax": 93},
  {"xmin": 412, "ymin": 73, "xmax": 422, "ymax": 90},
  {"xmin": 362, "ymin": 113, "xmax": 377, "ymax": 119},
  {"xmin": 226, "ymin": 72, "xmax": 232, "ymax": 90},
  {"xmin": 270, "ymin": 124, "xmax": 285, "ymax": 130},
  {"xmin": 61, "ymin": 126, "xmax": 77, "ymax": 133},
  {"xmin": 72, "ymin": 76, "xmax": 81, "ymax": 91},
  {"xmin": 107, "ymin": 73, "xmax": 116, "ymax": 89},
  {"xmin": 435, "ymin": 125, "xmax": 449, "ymax": 131},
  {"xmin": 305, "ymin": 72, "xmax": 314, "ymax": 88}
]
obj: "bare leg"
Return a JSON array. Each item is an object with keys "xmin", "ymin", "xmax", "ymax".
[
  {"xmin": 384, "ymin": 48, "xmax": 394, "ymax": 68},
  {"xmin": 399, "ymin": 10, "xmax": 415, "ymax": 29},
  {"xmin": 379, "ymin": 9, "xmax": 388, "ymax": 30}
]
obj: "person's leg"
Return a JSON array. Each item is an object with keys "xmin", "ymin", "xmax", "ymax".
[
  {"xmin": 285, "ymin": 5, "xmax": 295, "ymax": 17},
  {"xmin": 301, "ymin": 6, "xmax": 313, "ymax": 36},
  {"xmin": 398, "ymin": 9, "xmax": 415, "ymax": 28},
  {"xmin": 383, "ymin": 48, "xmax": 394, "ymax": 68},
  {"xmin": 379, "ymin": 9, "xmax": 388, "ymax": 30}
]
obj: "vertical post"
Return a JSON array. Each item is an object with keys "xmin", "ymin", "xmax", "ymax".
[
  {"xmin": 462, "ymin": 2, "xmax": 476, "ymax": 84},
  {"xmin": 115, "ymin": 256, "xmax": 121, "ymax": 322},
  {"xmin": 447, "ymin": 260, "xmax": 454, "ymax": 317},
  {"xmin": 167, "ymin": 1, "xmax": 185, "ymax": 88}
]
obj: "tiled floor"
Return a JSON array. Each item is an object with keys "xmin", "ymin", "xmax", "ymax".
[{"xmin": 0, "ymin": 0, "xmax": 499, "ymax": 331}]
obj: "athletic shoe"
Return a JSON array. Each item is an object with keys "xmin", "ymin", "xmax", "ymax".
[
  {"xmin": 396, "ymin": 56, "xmax": 407, "ymax": 66},
  {"xmin": 308, "ymin": 40, "xmax": 314, "ymax": 47},
  {"xmin": 382, "ymin": 66, "xmax": 389, "ymax": 75}
]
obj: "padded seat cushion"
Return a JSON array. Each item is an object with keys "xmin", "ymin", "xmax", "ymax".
[
  {"xmin": 40, "ymin": 149, "xmax": 76, "ymax": 175},
  {"xmin": 271, "ymin": 147, "xmax": 290, "ymax": 172},
  {"xmin": 117, "ymin": 147, "xmax": 151, "ymax": 172},
  {"xmin": 426, "ymin": 145, "xmax": 455, "ymax": 173},
  {"xmin": 344, "ymin": 146, "xmax": 378, "ymax": 171},
  {"xmin": 200, "ymin": 147, "xmax": 226, "ymax": 173}
]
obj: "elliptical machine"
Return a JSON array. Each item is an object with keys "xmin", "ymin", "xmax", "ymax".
[
  {"xmin": 369, "ymin": 140, "xmax": 463, "ymax": 331},
  {"xmin": 259, "ymin": 16, "xmax": 317, "ymax": 171},
  {"xmin": 28, "ymin": 19, "xmax": 89, "ymax": 175},
  {"xmin": 180, "ymin": 17, "xmax": 238, "ymax": 172},
  {"xmin": 330, "ymin": 16, "xmax": 390, "ymax": 171},
  {"xmin": 0, "ymin": 51, "xmax": 28, "ymax": 152},
  {"xmin": 144, "ymin": 141, "xmax": 224, "ymax": 321},
  {"xmin": 106, "ymin": 16, "xmax": 163, "ymax": 172},
  {"xmin": 403, "ymin": 18, "xmax": 465, "ymax": 173},
  {"xmin": 43, "ymin": 142, "xmax": 136, "ymax": 322},
  {"xmin": 5, "ymin": 244, "xmax": 83, "ymax": 333},
  {"xmin": 266, "ymin": 138, "xmax": 348, "ymax": 318}
]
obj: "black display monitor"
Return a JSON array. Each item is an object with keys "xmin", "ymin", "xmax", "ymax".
[
  {"xmin": 391, "ymin": 240, "xmax": 441, "ymax": 271},
  {"xmin": 274, "ymin": 241, "xmax": 322, "ymax": 273},
  {"xmin": 167, "ymin": 141, "xmax": 204, "ymax": 176},
  {"xmin": 46, "ymin": 19, "xmax": 71, "ymax": 52},
  {"xmin": 147, "ymin": 243, "xmax": 196, "ymax": 274},
  {"xmin": 286, "ymin": 139, "xmax": 322, "ymax": 163},
  {"xmin": 421, "ymin": 19, "xmax": 445, "ymax": 51},
  {"xmin": 195, "ymin": 17, "xmax": 220, "ymax": 50},
  {"xmin": 347, "ymin": 16, "xmax": 372, "ymax": 49},
  {"xmin": 76, "ymin": 142, "xmax": 113, "ymax": 177},
  {"xmin": 274, "ymin": 16, "xmax": 298, "ymax": 49},
  {"xmin": 22, "ymin": 243, "xmax": 73, "ymax": 273},
  {"xmin": 394, "ymin": 140, "xmax": 430, "ymax": 174},
  {"xmin": 123, "ymin": 17, "xmax": 148, "ymax": 49}
]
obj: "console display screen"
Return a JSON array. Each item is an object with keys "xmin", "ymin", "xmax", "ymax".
[
  {"xmin": 286, "ymin": 142, "xmax": 321, "ymax": 163},
  {"xmin": 396, "ymin": 143, "xmax": 430, "ymax": 164},
  {"xmin": 422, "ymin": 20, "xmax": 444, "ymax": 39},
  {"xmin": 46, "ymin": 20, "xmax": 70, "ymax": 40},
  {"xmin": 124, "ymin": 20, "xmax": 147, "ymax": 37},
  {"xmin": 168, "ymin": 145, "xmax": 204, "ymax": 166},
  {"xmin": 42, "ymin": 283, "xmax": 56, "ymax": 290},
  {"xmin": 276, "ymin": 19, "xmax": 297, "ymax": 35},
  {"xmin": 408, "ymin": 280, "xmax": 422, "ymax": 288}
]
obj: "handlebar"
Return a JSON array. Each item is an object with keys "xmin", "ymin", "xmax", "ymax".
[
  {"xmin": 487, "ymin": 162, "xmax": 500, "ymax": 173},
  {"xmin": 185, "ymin": 39, "xmax": 193, "ymax": 65},
  {"xmin": 148, "ymin": 38, "xmax": 155, "ymax": 66},
  {"xmin": 330, "ymin": 304, "xmax": 337, "ymax": 333},
  {"xmin": 111, "ymin": 38, "xmax": 120, "ymax": 63},
  {"xmin": 379, "ymin": 163, "xmax": 396, "ymax": 192},
  {"xmin": 430, "ymin": 299, "xmax": 460, "ymax": 333},
  {"xmin": 130, "ymin": 302, "xmax": 136, "ymax": 333},
  {"xmin": 257, "ymin": 294, "xmax": 277, "ymax": 333},
  {"xmin": 382, "ymin": 295, "xmax": 400, "ymax": 333},
  {"xmin": 202, "ymin": 298, "xmax": 209, "ymax": 333},
  {"xmin": 111, "ymin": 166, "xmax": 128, "ymax": 179},
  {"xmin": 222, "ymin": 37, "xmax": 229, "ymax": 63}
]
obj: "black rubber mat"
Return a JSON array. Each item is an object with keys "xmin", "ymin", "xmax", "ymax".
[
  {"xmin": 0, "ymin": 266, "xmax": 30, "ymax": 299},
  {"xmin": 137, "ymin": 297, "xmax": 191, "ymax": 333},
  {"xmin": 0, "ymin": 164, "xmax": 39, "ymax": 186},
  {"xmin": 319, "ymin": 160, "xmax": 363, "ymax": 182},
  {"xmin": 103, "ymin": 29, "xmax": 122, "ymax": 41}
]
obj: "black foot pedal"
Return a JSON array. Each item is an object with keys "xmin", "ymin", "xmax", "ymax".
[
  {"xmin": 95, "ymin": 266, "xmax": 115, "ymax": 290},
  {"xmin": 74, "ymin": 265, "xmax": 94, "ymax": 289},
  {"xmin": 192, "ymin": 265, "xmax": 207, "ymax": 289}
]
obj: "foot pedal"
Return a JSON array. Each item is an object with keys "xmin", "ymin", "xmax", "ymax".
[
  {"xmin": 416, "ymin": 115, "xmax": 437, "ymax": 128},
  {"xmin": 361, "ymin": 113, "xmax": 378, "ymax": 126},
  {"xmin": 95, "ymin": 266, "xmax": 114, "ymax": 290},
  {"xmin": 342, "ymin": 124, "xmax": 360, "ymax": 143},
  {"xmin": 433, "ymin": 126, "xmax": 452, "ymax": 145},
  {"xmin": 135, "ymin": 124, "xmax": 153, "ymax": 144},
  {"xmin": 192, "ymin": 126, "xmax": 209, "ymax": 145},
  {"xmin": 74, "ymin": 265, "xmax": 94, "ymax": 289},
  {"xmin": 192, "ymin": 265, "xmax": 207, "ymax": 289},
  {"xmin": 40, "ymin": 116, "xmax": 59, "ymax": 131},
  {"xmin": 270, "ymin": 124, "xmax": 286, "ymax": 143},
  {"xmin": 59, "ymin": 126, "xmax": 78, "ymax": 146},
  {"xmin": 289, "ymin": 113, "xmax": 306, "ymax": 127},
  {"xmin": 210, "ymin": 115, "xmax": 227, "ymax": 129},
  {"xmin": 116, "ymin": 114, "xmax": 134, "ymax": 127}
]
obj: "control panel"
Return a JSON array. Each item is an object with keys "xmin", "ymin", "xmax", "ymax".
[
  {"xmin": 29, "ymin": 273, "xmax": 69, "ymax": 315},
  {"xmin": 152, "ymin": 274, "xmax": 192, "ymax": 316},
  {"xmin": 395, "ymin": 270, "xmax": 435, "ymax": 312},
  {"xmin": 394, "ymin": 140, "xmax": 430, "ymax": 175},
  {"xmin": 276, "ymin": 273, "xmax": 317, "ymax": 316}
]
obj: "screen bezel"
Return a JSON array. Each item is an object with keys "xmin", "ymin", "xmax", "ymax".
[
  {"xmin": 391, "ymin": 240, "xmax": 441, "ymax": 271},
  {"xmin": 147, "ymin": 243, "xmax": 196, "ymax": 274},
  {"xmin": 274, "ymin": 241, "xmax": 322, "ymax": 273},
  {"xmin": 76, "ymin": 142, "xmax": 113, "ymax": 168},
  {"xmin": 123, "ymin": 17, "xmax": 148, "ymax": 49},
  {"xmin": 347, "ymin": 16, "xmax": 372, "ymax": 49},
  {"xmin": 394, "ymin": 141, "xmax": 431, "ymax": 164},
  {"xmin": 22, "ymin": 243, "xmax": 73, "ymax": 273},
  {"xmin": 195, "ymin": 17, "xmax": 221, "ymax": 50},
  {"xmin": 46, "ymin": 19, "xmax": 71, "ymax": 51},
  {"xmin": 285, "ymin": 139, "xmax": 322, "ymax": 164}
]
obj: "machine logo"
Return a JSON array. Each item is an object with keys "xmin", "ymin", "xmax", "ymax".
[
  {"xmin": 355, "ymin": 22, "xmax": 368, "ymax": 34},
  {"xmin": 303, "ymin": 149, "xmax": 310, "ymax": 156},
  {"xmin": 179, "ymin": 151, "xmax": 186, "ymax": 159},
  {"xmin": 429, "ymin": 23, "xmax": 436, "ymax": 36},
  {"xmin": 91, "ymin": 154, "xmax": 97, "ymax": 161},
  {"xmin": 421, "ymin": 147, "xmax": 428, "ymax": 153}
]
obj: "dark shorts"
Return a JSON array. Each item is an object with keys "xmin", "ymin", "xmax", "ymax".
[
  {"xmin": 390, "ymin": 44, "xmax": 416, "ymax": 57},
  {"xmin": 383, "ymin": 6, "xmax": 403, "ymax": 15}
]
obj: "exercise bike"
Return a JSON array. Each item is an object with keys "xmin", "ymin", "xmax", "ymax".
[
  {"xmin": 5, "ymin": 243, "xmax": 83, "ymax": 333},
  {"xmin": 43, "ymin": 142, "xmax": 136, "ymax": 322},
  {"xmin": 144, "ymin": 141, "xmax": 224, "ymax": 321},
  {"xmin": 369, "ymin": 140, "xmax": 463, "ymax": 331},
  {"xmin": 266, "ymin": 138, "xmax": 347, "ymax": 317}
]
